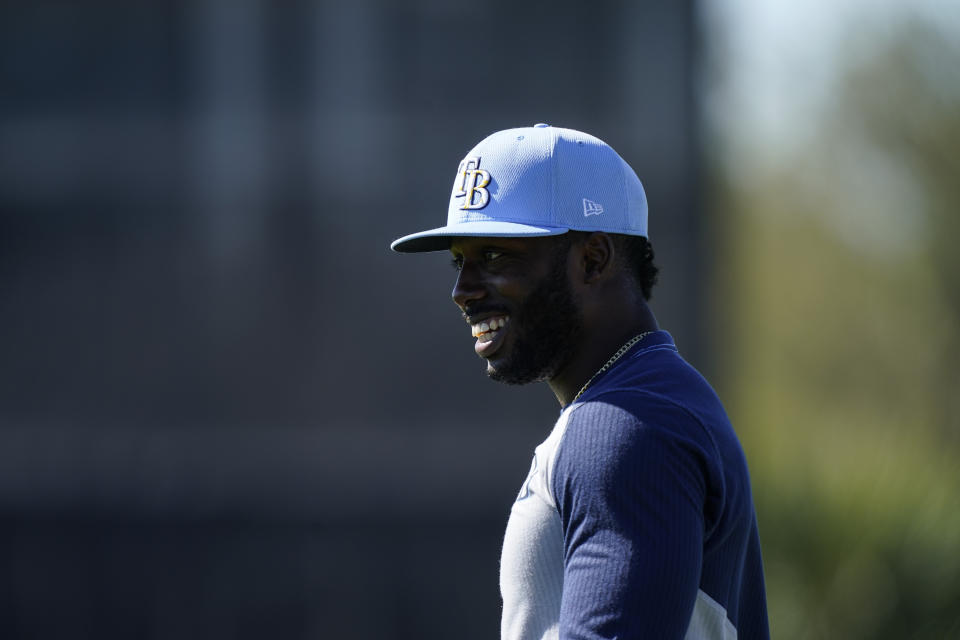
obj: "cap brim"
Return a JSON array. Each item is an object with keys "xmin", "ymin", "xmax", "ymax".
[{"xmin": 390, "ymin": 221, "xmax": 570, "ymax": 253}]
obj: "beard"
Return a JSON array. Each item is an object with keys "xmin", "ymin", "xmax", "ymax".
[{"xmin": 487, "ymin": 247, "xmax": 584, "ymax": 385}]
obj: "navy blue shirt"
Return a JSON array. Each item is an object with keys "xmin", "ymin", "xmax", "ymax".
[{"xmin": 499, "ymin": 331, "xmax": 769, "ymax": 639}]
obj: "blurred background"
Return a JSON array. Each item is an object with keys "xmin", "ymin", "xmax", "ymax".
[{"xmin": 0, "ymin": 1, "xmax": 957, "ymax": 638}]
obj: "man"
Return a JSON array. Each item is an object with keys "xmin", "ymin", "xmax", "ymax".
[{"xmin": 391, "ymin": 124, "xmax": 769, "ymax": 639}]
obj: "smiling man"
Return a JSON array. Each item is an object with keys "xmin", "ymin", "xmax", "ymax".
[{"xmin": 391, "ymin": 124, "xmax": 769, "ymax": 639}]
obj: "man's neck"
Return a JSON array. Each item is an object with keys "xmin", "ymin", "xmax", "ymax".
[{"xmin": 548, "ymin": 304, "xmax": 658, "ymax": 407}]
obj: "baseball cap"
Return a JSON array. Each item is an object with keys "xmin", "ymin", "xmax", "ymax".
[{"xmin": 390, "ymin": 123, "xmax": 648, "ymax": 253}]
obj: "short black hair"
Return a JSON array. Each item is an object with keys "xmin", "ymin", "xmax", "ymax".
[
  {"xmin": 612, "ymin": 233, "xmax": 659, "ymax": 301},
  {"xmin": 562, "ymin": 231, "xmax": 659, "ymax": 301}
]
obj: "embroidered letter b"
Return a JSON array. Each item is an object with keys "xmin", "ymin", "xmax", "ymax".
[{"xmin": 453, "ymin": 156, "xmax": 491, "ymax": 210}]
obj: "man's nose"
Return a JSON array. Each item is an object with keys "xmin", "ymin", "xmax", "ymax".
[{"xmin": 452, "ymin": 262, "xmax": 487, "ymax": 310}]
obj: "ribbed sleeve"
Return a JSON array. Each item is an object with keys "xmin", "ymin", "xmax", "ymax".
[
  {"xmin": 498, "ymin": 332, "xmax": 769, "ymax": 640},
  {"xmin": 552, "ymin": 400, "xmax": 708, "ymax": 639}
]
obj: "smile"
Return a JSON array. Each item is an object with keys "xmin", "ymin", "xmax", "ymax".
[{"xmin": 471, "ymin": 315, "xmax": 510, "ymax": 343}]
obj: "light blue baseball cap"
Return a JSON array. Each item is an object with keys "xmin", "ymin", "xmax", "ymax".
[{"xmin": 390, "ymin": 123, "xmax": 648, "ymax": 253}]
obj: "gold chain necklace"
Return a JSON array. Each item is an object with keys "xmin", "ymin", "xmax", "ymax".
[{"xmin": 571, "ymin": 332, "xmax": 653, "ymax": 403}]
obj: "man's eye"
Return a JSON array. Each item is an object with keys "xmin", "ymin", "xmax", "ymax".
[{"xmin": 484, "ymin": 250, "xmax": 503, "ymax": 262}]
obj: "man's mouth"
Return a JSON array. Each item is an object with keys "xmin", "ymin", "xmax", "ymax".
[{"xmin": 470, "ymin": 315, "xmax": 509, "ymax": 343}]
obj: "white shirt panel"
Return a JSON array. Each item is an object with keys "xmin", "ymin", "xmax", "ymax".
[
  {"xmin": 500, "ymin": 409, "xmax": 572, "ymax": 640},
  {"xmin": 499, "ymin": 402, "xmax": 737, "ymax": 640}
]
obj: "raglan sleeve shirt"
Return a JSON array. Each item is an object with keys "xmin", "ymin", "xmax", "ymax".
[
  {"xmin": 554, "ymin": 398, "xmax": 709, "ymax": 639},
  {"xmin": 501, "ymin": 391, "xmax": 755, "ymax": 640},
  {"xmin": 501, "ymin": 333, "xmax": 769, "ymax": 640}
]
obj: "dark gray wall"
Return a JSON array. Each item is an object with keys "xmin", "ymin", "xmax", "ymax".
[{"xmin": 0, "ymin": 1, "xmax": 701, "ymax": 638}]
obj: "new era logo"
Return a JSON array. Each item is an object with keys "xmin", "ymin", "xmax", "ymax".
[{"xmin": 583, "ymin": 199, "xmax": 604, "ymax": 217}]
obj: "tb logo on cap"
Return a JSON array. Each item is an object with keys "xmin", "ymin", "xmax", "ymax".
[{"xmin": 453, "ymin": 156, "xmax": 491, "ymax": 210}]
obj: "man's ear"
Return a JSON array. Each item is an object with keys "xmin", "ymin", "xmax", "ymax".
[{"xmin": 579, "ymin": 232, "xmax": 615, "ymax": 283}]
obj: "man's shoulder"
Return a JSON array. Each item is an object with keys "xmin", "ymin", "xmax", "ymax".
[
  {"xmin": 592, "ymin": 341, "xmax": 731, "ymax": 434},
  {"xmin": 561, "ymin": 392, "xmax": 715, "ymax": 462},
  {"xmin": 550, "ymin": 397, "xmax": 717, "ymax": 524},
  {"xmin": 557, "ymin": 373, "xmax": 737, "ymax": 490}
]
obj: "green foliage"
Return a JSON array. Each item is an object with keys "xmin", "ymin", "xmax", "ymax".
[{"xmin": 713, "ymin": 21, "xmax": 960, "ymax": 640}]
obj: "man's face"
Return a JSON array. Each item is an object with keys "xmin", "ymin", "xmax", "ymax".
[{"xmin": 450, "ymin": 235, "xmax": 584, "ymax": 385}]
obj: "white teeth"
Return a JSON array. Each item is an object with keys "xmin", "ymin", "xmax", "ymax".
[{"xmin": 471, "ymin": 316, "xmax": 509, "ymax": 338}]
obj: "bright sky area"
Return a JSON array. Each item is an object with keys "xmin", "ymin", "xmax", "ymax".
[
  {"xmin": 702, "ymin": 0, "xmax": 959, "ymax": 255},
  {"xmin": 704, "ymin": 0, "xmax": 959, "ymax": 157}
]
